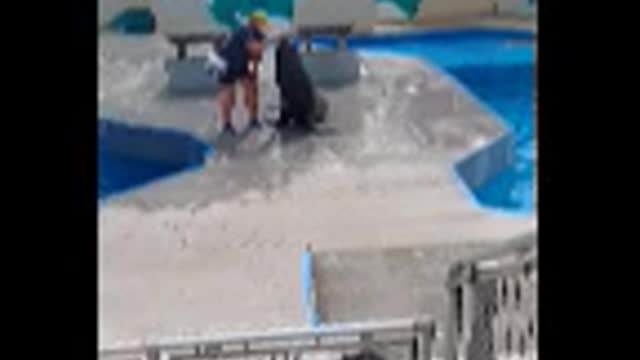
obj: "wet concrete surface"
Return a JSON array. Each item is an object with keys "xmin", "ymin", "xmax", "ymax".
[
  {"xmin": 315, "ymin": 243, "xmax": 494, "ymax": 324},
  {"xmin": 100, "ymin": 34, "xmax": 503, "ymax": 210},
  {"xmin": 98, "ymin": 33, "xmax": 536, "ymax": 346}
]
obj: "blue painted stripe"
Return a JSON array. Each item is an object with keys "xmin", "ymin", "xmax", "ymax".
[{"xmin": 301, "ymin": 248, "xmax": 320, "ymax": 327}]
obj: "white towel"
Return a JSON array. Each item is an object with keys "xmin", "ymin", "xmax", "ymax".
[{"xmin": 206, "ymin": 49, "xmax": 228, "ymax": 73}]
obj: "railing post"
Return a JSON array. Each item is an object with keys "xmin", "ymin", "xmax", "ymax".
[
  {"xmin": 337, "ymin": 36, "xmax": 348, "ymax": 51},
  {"xmin": 414, "ymin": 318, "xmax": 436, "ymax": 360},
  {"xmin": 176, "ymin": 43, "xmax": 187, "ymax": 60},
  {"xmin": 445, "ymin": 285, "xmax": 460, "ymax": 360},
  {"xmin": 445, "ymin": 262, "xmax": 467, "ymax": 360},
  {"xmin": 460, "ymin": 266, "xmax": 478, "ymax": 360},
  {"xmin": 301, "ymin": 36, "xmax": 312, "ymax": 53},
  {"xmin": 145, "ymin": 347, "xmax": 161, "ymax": 360},
  {"xmin": 411, "ymin": 336, "xmax": 419, "ymax": 360}
]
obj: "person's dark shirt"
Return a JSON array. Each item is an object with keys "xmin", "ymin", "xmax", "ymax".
[{"xmin": 219, "ymin": 25, "xmax": 265, "ymax": 75}]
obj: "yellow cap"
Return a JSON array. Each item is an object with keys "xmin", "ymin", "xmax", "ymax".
[{"xmin": 249, "ymin": 10, "xmax": 269, "ymax": 25}]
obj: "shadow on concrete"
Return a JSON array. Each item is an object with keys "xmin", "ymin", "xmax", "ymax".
[{"xmin": 154, "ymin": 86, "xmax": 220, "ymax": 102}]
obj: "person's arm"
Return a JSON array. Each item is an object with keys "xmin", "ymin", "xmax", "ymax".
[
  {"xmin": 247, "ymin": 44, "xmax": 260, "ymax": 78},
  {"xmin": 246, "ymin": 40, "xmax": 264, "ymax": 61},
  {"xmin": 245, "ymin": 38, "xmax": 264, "ymax": 78},
  {"xmin": 246, "ymin": 26, "xmax": 266, "ymax": 60}
]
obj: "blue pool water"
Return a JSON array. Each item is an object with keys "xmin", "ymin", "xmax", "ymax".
[
  {"xmin": 98, "ymin": 119, "xmax": 211, "ymax": 200},
  {"xmin": 316, "ymin": 29, "xmax": 535, "ymax": 213},
  {"xmin": 449, "ymin": 63, "xmax": 534, "ymax": 212}
]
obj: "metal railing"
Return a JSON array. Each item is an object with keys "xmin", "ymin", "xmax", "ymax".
[
  {"xmin": 100, "ymin": 318, "xmax": 436, "ymax": 360},
  {"xmin": 445, "ymin": 232, "xmax": 537, "ymax": 360}
]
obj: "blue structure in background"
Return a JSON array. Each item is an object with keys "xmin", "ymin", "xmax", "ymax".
[
  {"xmin": 98, "ymin": 119, "xmax": 211, "ymax": 200},
  {"xmin": 107, "ymin": 8, "xmax": 156, "ymax": 34},
  {"xmin": 314, "ymin": 29, "xmax": 535, "ymax": 213}
]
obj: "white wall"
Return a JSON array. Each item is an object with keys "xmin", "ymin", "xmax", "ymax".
[
  {"xmin": 416, "ymin": 0, "xmax": 493, "ymax": 19},
  {"xmin": 416, "ymin": 0, "xmax": 533, "ymax": 19},
  {"xmin": 150, "ymin": 0, "xmax": 227, "ymax": 35},
  {"xmin": 494, "ymin": 0, "xmax": 534, "ymax": 15},
  {"xmin": 294, "ymin": 0, "xmax": 377, "ymax": 28}
]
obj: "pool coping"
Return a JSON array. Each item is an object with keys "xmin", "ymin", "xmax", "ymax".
[
  {"xmin": 374, "ymin": 15, "xmax": 536, "ymax": 34},
  {"xmin": 317, "ymin": 26, "xmax": 534, "ymax": 43}
]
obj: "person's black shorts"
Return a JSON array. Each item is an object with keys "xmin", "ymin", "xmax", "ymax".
[{"xmin": 219, "ymin": 67, "xmax": 248, "ymax": 85}]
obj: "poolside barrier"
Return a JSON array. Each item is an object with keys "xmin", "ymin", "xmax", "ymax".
[
  {"xmin": 445, "ymin": 232, "xmax": 537, "ymax": 360},
  {"xmin": 99, "ymin": 318, "xmax": 436, "ymax": 360}
]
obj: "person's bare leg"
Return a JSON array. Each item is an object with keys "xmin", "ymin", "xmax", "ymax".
[
  {"xmin": 242, "ymin": 74, "xmax": 259, "ymax": 124},
  {"xmin": 217, "ymin": 83, "xmax": 236, "ymax": 132}
]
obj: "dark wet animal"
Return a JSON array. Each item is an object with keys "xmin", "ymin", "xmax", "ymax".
[{"xmin": 274, "ymin": 38, "xmax": 328, "ymax": 132}]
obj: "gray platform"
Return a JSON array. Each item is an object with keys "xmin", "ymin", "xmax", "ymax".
[
  {"xmin": 162, "ymin": 46, "xmax": 361, "ymax": 95},
  {"xmin": 164, "ymin": 57, "xmax": 221, "ymax": 94}
]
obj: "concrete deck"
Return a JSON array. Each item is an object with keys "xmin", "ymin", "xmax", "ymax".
[
  {"xmin": 313, "ymin": 242, "xmax": 497, "ymax": 357},
  {"xmin": 315, "ymin": 243, "xmax": 494, "ymax": 324},
  {"xmin": 98, "ymin": 33, "xmax": 536, "ymax": 347}
]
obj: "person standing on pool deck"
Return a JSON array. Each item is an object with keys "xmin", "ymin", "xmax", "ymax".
[{"xmin": 215, "ymin": 11, "xmax": 270, "ymax": 140}]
